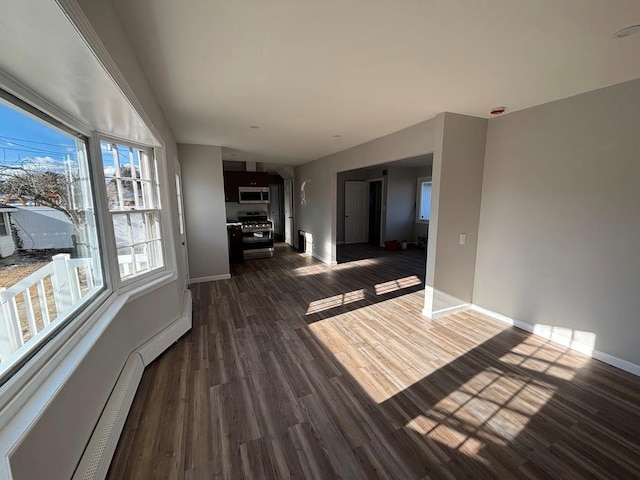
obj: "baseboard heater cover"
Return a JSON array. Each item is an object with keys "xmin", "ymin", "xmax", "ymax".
[
  {"xmin": 72, "ymin": 290, "xmax": 193, "ymax": 479},
  {"xmin": 72, "ymin": 353, "xmax": 144, "ymax": 480}
]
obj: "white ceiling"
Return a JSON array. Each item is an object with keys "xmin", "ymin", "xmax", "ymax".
[{"xmin": 113, "ymin": 0, "xmax": 640, "ymax": 165}]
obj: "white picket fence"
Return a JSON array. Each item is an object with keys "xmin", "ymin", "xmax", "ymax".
[{"xmin": 0, "ymin": 254, "xmax": 95, "ymax": 362}]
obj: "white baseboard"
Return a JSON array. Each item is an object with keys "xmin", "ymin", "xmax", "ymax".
[
  {"xmin": 190, "ymin": 273, "xmax": 230, "ymax": 283},
  {"xmin": 591, "ymin": 349, "xmax": 640, "ymax": 377},
  {"xmin": 311, "ymin": 252, "xmax": 332, "ymax": 265},
  {"xmin": 73, "ymin": 290, "xmax": 193, "ymax": 479},
  {"xmin": 426, "ymin": 303, "xmax": 471, "ymax": 319},
  {"xmin": 72, "ymin": 353, "xmax": 144, "ymax": 480},
  {"xmin": 137, "ymin": 290, "xmax": 192, "ymax": 366},
  {"xmin": 470, "ymin": 304, "xmax": 640, "ymax": 377}
]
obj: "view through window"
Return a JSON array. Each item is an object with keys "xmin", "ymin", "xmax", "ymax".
[
  {"xmin": 417, "ymin": 178, "xmax": 432, "ymax": 222},
  {"xmin": 0, "ymin": 98, "xmax": 104, "ymax": 379},
  {"xmin": 100, "ymin": 140, "xmax": 163, "ymax": 281}
]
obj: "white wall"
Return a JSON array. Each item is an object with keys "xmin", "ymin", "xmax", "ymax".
[
  {"xmin": 425, "ymin": 113, "xmax": 487, "ymax": 316},
  {"xmin": 8, "ymin": 1, "xmax": 188, "ymax": 478},
  {"xmin": 295, "ymin": 118, "xmax": 436, "ymax": 264},
  {"xmin": 179, "ymin": 144, "xmax": 230, "ymax": 281},
  {"xmin": 474, "ymin": 78, "xmax": 640, "ymax": 366}
]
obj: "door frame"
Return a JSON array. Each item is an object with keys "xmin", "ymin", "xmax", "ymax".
[
  {"xmin": 366, "ymin": 177, "xmax": 385, "ymax": 247},
  {"xmin": 284, "ymin": 178, "xmax": 294, "ymax": 247}
]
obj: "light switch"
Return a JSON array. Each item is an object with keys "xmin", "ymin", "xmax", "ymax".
[{"xmin": 459, "ymin": 233, "xmax": 466, "ymax": 245}]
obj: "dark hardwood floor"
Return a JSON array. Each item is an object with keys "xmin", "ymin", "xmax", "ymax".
[{"xmin": 107, "ymin": 243, "xmax": 640, "ymax": 479}]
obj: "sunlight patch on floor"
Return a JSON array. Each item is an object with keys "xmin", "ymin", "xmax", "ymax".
[
  {"xmin": 403, "ymin": 337, "xmax": 588, "ymax": 458},
  {"xmin": 293, "ymin": 257, "xmax": 383, "ymax": 277},
  {"xmin": 306, "ymin": 289, "xmax": 365, "ymax": 315},
  {"xmin": 374, "ymin": 275, "xmax": 422, "ymax": 295}
]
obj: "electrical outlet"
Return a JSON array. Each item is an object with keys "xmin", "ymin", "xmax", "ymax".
[{"xmin": 459, "ymin": 233, "xmax": 466, "ymax": 245}]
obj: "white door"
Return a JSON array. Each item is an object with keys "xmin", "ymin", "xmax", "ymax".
[
  {"xmin": 344, "ymin": 181, "xmax": 369, "ymax": 244},
  {"xmin": 269, "ymin": 184, "xmax": 282, "ymax": 237},
  {"xmin": 284, "ymin": 178, "xmax": 294, "ymax": 246},
  {"xmin": 174, "ymin": 161, "xmax": 190, "ymax": 287}
]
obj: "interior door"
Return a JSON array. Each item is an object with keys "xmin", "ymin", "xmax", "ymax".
[
  {"xmin": 284, "ymin": 178, "xmax": 294, "ymax": 246},
  {"xmin": 344, "ymin": 181, "xmax": 369, "ymax": 244}
]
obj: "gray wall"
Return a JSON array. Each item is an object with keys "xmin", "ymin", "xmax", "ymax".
[
  {"xmin": 295, "ymin": 118, "xmax": 436, "ymax": 264},
  {"xmin": 179, "ymin": 144, "xmax": 230, "ymax": 281},
  {"xmin": 385, "ymin": 167, "xmax": 420, "ymax": 242},
  {"xmin": 474, "ymin": 78, "xmax": 640, "ymax": 365},
  {"xmin": 425, "ymin": 113, "xmax": 487, "ymax": 316},
  {"xmin": 10, "ymin": 1, "xmax": 187, "ymax": 478}
]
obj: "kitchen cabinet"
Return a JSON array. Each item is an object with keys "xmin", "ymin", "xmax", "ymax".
[{"xmin": 224, "ymin": 171, "xmax": 269, "ymax": 202}]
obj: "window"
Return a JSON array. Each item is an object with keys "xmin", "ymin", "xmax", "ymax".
[
  {"xmin": 0, "ymin": 213, "xmax": 8, "ymax": 236},
  {"xmin": 0, "ymin": 96, "xmax": 104, "ymax": 379},
  {"xmin": 100, "ymin": 141, "xmax": 164, "ymax": 281},
  {"xmin": 416, "ymin": 177, "xmax": 432, "ymax": 222}
]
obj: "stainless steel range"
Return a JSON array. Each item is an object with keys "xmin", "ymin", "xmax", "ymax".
[{"xmin": 238, "ymin": 211, "xmax": 274, "ymax": 259}]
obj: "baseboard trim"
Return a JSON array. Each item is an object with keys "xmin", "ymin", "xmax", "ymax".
[
  {"xmin": 137, "ymin": 290, "xmax": 192, "ymax": 366},
  {"xmin": 427, "ymin": 303, "xmax": 471, "ymax": 319},
  {"xmin": 311, "ymin": 252, "xmax": 331, "ymax": 265},
  {"xmin": 470, "ymin": 304, "xmax": 640, "ymax": 377},
  {"xmin": 73, "ymin": 290, "xmax": 193, "ymax": 479},
  {"xmin": 72, "ymin": 353, "xmax": 144, "ymax": 480},
  {"xmin": 190, "ymin": 274, "xmax": 230, "ymax": 283}
]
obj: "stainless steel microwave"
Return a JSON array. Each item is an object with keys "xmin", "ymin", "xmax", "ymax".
[{"xmin": 238, "ymin": 186, "xmax": 270, "ymax": 203}]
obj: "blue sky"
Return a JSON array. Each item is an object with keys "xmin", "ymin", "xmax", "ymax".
[{"xmin": 0, "ymin": 101, "xmax": 79, "ymax": 169}]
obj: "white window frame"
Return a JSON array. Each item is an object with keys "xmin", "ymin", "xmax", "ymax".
[
  {"xmin": 0, "ymin": 87, "xmax": 113, "ymax": 392},
  {"xmin": 416, "ymin": 176, "xmax": 432, "ymax": 224},
  {"xmin": 97, "ymin": 135, "xmax": 170, "ymax": 288}
]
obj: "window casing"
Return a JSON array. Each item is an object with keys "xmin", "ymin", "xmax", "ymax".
[
  {"xmin": 100, "ymin": 140, "xmax": 164, "ymax": 282},
  {"xmin": 416, "ymin": 177, "xmax": 432, "ymax": 223},
  {"xmin": 0, "ymin": 94, "xmax": 105, "ymax": 383}
]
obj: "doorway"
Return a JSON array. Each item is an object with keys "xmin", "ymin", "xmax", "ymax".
[
  {"xmin": 284, "ymin": 178, "xmax": 294, "ymax": 247},
  {"xmin": 368, "ymin": 180, "xmax": 383, "ymax": 246}
]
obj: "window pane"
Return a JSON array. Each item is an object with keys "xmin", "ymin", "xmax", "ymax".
[
  {"xmin": 117, "ymin": 247, "xmax": 134, "ymax": 279},
  {"xmin": 112, "ymin": 214, "xmax": 130, "ymax": 247},
  {"xmin": 0, "ymin": 98, "xmax": 104, "ymax": 380},
  {"xmin": 101, "ymin": 140, "xmax": 163, "ymax": 281},
  {"xmin": 420, "ymin": 182, "xmax": 432, "ymax": 220}
]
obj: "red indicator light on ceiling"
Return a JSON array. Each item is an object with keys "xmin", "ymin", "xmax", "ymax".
[{"xmin": 490, "ymin": 106, "xmax": 506, "ymax": 115}]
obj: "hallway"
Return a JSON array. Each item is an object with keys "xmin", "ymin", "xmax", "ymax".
[{"xmin": 108, "ymin": 243, "xmax": 640, "ymax": 479}]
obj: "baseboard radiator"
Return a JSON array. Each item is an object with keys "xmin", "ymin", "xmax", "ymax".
[
  {"xmin": 73, "ymin": 290, "xmax": 192, "ymax": 479},
  {"xmin": 72, "ymin": 353, "xmax": 144, "ymax": 480}
]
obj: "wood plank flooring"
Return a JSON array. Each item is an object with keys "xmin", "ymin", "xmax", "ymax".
[{"xmin": 107, "ymin": 243, "xmax": 640, "ymax": 479}]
